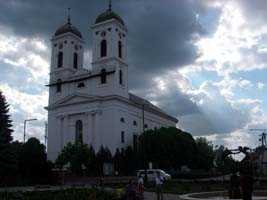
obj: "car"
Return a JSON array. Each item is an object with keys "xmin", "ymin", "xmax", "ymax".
[{"xmin": 137, "ymin": 169, "xmax": 171, "ymax": 182}]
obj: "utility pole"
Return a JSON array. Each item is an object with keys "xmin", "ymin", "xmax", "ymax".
[
  {"xmin": 250, "ymin": 129, "xmax": 267, "ymax": 147},
  {"xmin": 44, "ymin": 122, "xmax": 48, "ymax": 149},
  {"xmin": 23, "ymin": 118, "xmax": 37, "ymax": 143},
  {"xmin": 250, "ymin": 129, "xmax": 267, "ymax": 174}
]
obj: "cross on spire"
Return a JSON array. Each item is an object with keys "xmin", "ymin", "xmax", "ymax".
[
  {"xmin": 108, "ymin": 0, "xmax": 112, "ymax": 11},
  {"xmin": 67, "ymin": 7, "xmax": 71, "ymax": 24}
]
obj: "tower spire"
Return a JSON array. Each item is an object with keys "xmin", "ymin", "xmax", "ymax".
[
  {"xmin": 67, "ymin": 7, "xmax": 71, "ymax": 24},
  {"xmin": 108, "ymin": 0, "xmax": 112, "ymax": 11}
]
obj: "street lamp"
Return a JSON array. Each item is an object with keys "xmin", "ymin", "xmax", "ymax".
[
  {"xmin": 142, "ymin": 104, "xmax": 148, "ymax": 183},
  {"xmin": 23, "ymin": 118, "xmax": 37, "ymax": 143}
]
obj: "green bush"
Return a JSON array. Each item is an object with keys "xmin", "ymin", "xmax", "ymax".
[{"xmin": 0, "ymin": 188, "xmax": 118, "ymax": 200}]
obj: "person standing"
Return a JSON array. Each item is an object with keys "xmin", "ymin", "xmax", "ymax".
[
  {"xmin": 125, "ymin": 179, "xmax": 137, "ymax": 200},
  {"xmin": 137, "ymin": 175, "xmax": 144, "ymax": 200},
  {"xmin": 155, "ymin": 172, "xmax": 164, "ymax": 200}
]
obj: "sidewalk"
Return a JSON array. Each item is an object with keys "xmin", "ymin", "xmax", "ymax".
[{"xmin": 144, "ymin": 192, "xmax": 180, "ymax": 200}]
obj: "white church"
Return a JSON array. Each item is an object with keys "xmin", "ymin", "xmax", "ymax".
[{"xmin": 46, "ymin": 4, "xmax": 178, "ymax": 161}]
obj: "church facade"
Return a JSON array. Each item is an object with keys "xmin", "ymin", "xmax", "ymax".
[{"xmin": 46, "ymin": 5, "xmax": 178, "ymax": 161}]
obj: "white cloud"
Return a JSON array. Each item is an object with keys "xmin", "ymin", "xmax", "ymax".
[
  {"xmin": 177, "ymin": 0, "xmax": 267, "ymax": 145},
  {"xmin": 185, "ymin": 0, "xmax": 267, "ymax": 78},
  {"xmin": 0, "ymin": 25, "xmax": 49, "ymax": 143},
  {"xmin": 0, "ymin": 25, "xmax": 50, "ymax": 82},
  {"xmin": 257, "ymin": 82, "xmax": 265, "ymax": 90},
  {"xmin": 0, "ymin": 83, "xmax": 48, "ymax": 142}
]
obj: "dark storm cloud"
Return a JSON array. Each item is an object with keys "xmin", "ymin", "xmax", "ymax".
[
  {"xmin": 237, "ymin": 0, "xmax": 267, "ymax": 27},
  {"xmin": 0, "ymin": 2, "xmax": 208, "ymax": 90},
  {"xmin": 0, "ymin": 0, "xmax": 224, "ymax": 136},
  {"xmin": 0, "ymin": 0, "xmax": 206, "ymax": 72},
  {"xmin": 126, "ymin": 0, "xmax": 200, "ymax": 72}
]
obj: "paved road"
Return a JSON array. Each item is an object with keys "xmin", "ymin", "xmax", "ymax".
[{"xmin": 144, "ymin": 192, "xmax": 180, "ymax": 200}]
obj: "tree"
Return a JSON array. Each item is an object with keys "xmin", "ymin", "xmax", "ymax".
[
  {"xmin": 0, "ymin": 91, "xmax": 13, "ymax": 145},
  {"xmin": 0, "ymin": 91, "xmax": 15, "ymax": 184},
  {"xmin": 195, "ymin": 137, "xmax": 215, "ymax": 171},
  {"xmin": 86, "ymin": 146, "xmax": 97, "ymax": 176},
  {"xmin": 113, "ymin": 148, "xmax": 122, "ymax": 175},
  {"xmin": 18, "ymin": 138, "xmax": 51, "ymax": 183},
  {"xmin": 138, "ymin": 127, "xmax": 197, "ymax": 170},
  {"xmin": 56, "ymin": 142, "xmax": 94, "ymax": 176},
  {"xmin": 123, "ymin": 146, "xmax": 136, "ymax": 175},
  {"xmin": 96, "ymin": 146, "xmax": 112, "ymax": 175},
  {"xmin": 0, "ymin": 142, "xmax": 18, "ymax": 184}
]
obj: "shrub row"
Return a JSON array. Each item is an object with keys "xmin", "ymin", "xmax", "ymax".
[{"xmin": 0, "ymin": 188, "xmax": 118, "ymax": 200}]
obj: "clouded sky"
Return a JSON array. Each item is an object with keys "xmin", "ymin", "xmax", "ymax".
[{"xmin": 0, "ymin": 0, "xmax": 266, "ymax": 150}]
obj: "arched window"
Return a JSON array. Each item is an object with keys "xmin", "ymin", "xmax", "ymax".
[
  {"xmin": 73, "ymin": 52, "xmax": 78, "ymax": 69},
  {"xmin": 100, "ymin": 69, "xmax": 107, "ymax": 84},
  {"xmin": 57, "ymin": 51, "xmax": 63, "ymax": 68},
  {"xmin": 100, "ymin": 40, "xmax": 107, "ymax": 57},
  {"xmin": 120, "ymin": 117, "xmax": 125, "ymax": 123},
  {"xmin": 75, "ymin": 120, "xmax": 83, "ymax": 143},
  {"xmin": 56, "ymin": 79, "xmax": 62, "ymax": 93},
  {"xmin": 119, "ymin": 70, "xmax": 123, "ymax": 85},
  {"xmin": 118, "ymin": 41, "xmax": 122, "ymax": 58},
  {"xmin": 133, "ymin": 121, "xmax": 137, "ymax": 126},
  {"xmin": 121, "ymin": 131, "xmax": 125, "ymax": 143},
  {"xmin": 133, "ymin": 134, "xmax": 138, "ymax": 152}
]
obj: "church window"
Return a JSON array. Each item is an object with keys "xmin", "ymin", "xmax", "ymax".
[
  {"xmin": 133, "ymin": 121, "xmax": 137, "ymax": 126},
  {"xmin": 100, "ymin": 40, "xmax": 107, "ymax": 57},
  {"xmin": 56, "ymin": 79, "xmax": 62, "ymax": 93},
  {"xmin": 121, "ymin": 131, "xmax": 125, "ymax": 143},
  {"xmin": 57, "ymin": 51, "xmax": 63, "ymax": 68},
  {"xmin": 133, "ymin": 134, "xmax": 138, "ymax": 152},
  {"xmin": 64, "ymin": 40, "xmax": 67, "ymax": 44},
  {"xmin": 75, "ymin": 120, "xmax": 83, "ymax": 143},
  {"xmin": 108, "ymin": 28, "xmax": 112, "ymax": 32},
  {"xmin": 144, "ymin": 124, "xmax": 148, "ymax": 129},
  {"xmin": 77, "ymin": 82, "xmax": 85, "ymax": 88},
  {"xmin": 73, "ymin": 52, "xmax": 78, "ymax": 69},
  {"xmin": 101, "ymin": 31, "xmax": 106, "ymax": 37},
  {"xmin": 100, "ymin": 69, "xmax": 107, "ymax": 84},
  {"xmin": 119, "ymin": 70, "xmax": 123, "ymax": 85},
  {"xmin": 118, "ymin": 41, "xmax": 122, "ymax": 58},
  {"xmin": 120, "ymin": 117, "xmax": 125, "ymax": 123}
]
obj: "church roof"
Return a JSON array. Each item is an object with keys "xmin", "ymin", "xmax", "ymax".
[
  {"xmin": 55, "ymin": 16, "xmax": 82, "ymax": 38},
  {"xmin": 95, "ymin": 9, "xmax": 124, "ymax": 25},
  {"xmin": 129, "ymin": 93, "xmax": 178, "ymax": 123}
]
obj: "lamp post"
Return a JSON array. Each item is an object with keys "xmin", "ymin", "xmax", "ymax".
[
  {"xmin": 23, "ymin": 118, "xmax": 37, "ymax": 143},
  {"xmin": 142, "ymin": 104, "xmax": 148, "ymax": 183}
]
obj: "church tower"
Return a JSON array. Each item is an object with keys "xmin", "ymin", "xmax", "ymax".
[
  {"xmin": 49, "ymin": 10, "xmax": 84, "ymax": 104},
  {"xmin": 46, "ymin": 3, "xmax": 178, "ymax": 162},
  {"xmin": 91, "ymin": 2, "xmax": 128, "ymax": 98}
]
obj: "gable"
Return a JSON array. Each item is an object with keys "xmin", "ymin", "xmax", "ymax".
[{"xmin": 49, "ymin": 93, "xmax": 101, "ymax": 109}]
